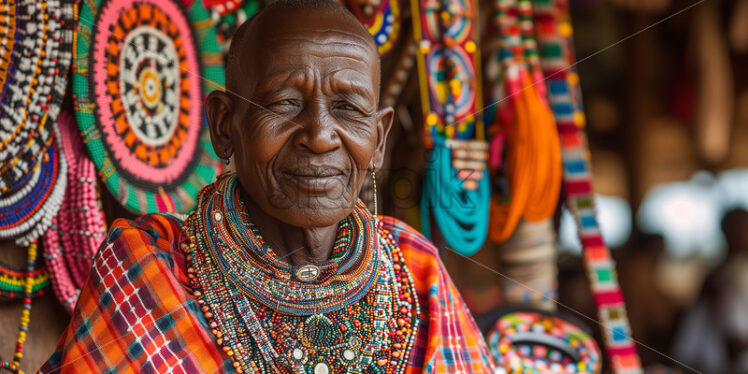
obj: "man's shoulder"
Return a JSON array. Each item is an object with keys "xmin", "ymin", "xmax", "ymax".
[{"xmin": 97, "ymin": 213, "xmax": 185, "ymax": 266}]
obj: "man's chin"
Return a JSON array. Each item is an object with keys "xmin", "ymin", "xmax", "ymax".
[{"xmin": 267, "ymin": 198, "xmax": 357, "ymax": 228}]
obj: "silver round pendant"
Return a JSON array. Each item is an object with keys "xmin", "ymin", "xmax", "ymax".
[
  {"xmin": 343, "ymin": 349, "xmax": 356, "ymax": 361},
  {"xmin": 314, "ymin": 362, "xmax": 330, "ymax": 374},
  {"xmin": 296, "ymin": 264, "xmax": 320, "ymax": 282},
  {"xmin": 292, "ymin": 348, "xmax": 304, "ymax": 361},
  {"xmin": 213, "ymin": 211, "xmax": 222, "ymax": 222}
]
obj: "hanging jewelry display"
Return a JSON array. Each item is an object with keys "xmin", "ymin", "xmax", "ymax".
[
  {"xmin": 485, "ymin": 0, "xmax": 561, "ymax": 243},
  {"xmin": 42, "ymin": 112, "xmax": 108, "ymax": 314},
  {"xmin": 532, "ymin": 0, "xmax": 642, "ymax": 372},
  {"xmin": 0, "ymin": 0, "xmax": 74, "ymax": 247},
  {"xmin": 182, "ymin": 175, "xmax": 419, "ymax": 373},
  {"xmin": 203, "ymin": 0, "xmax": 260, "ymax": 53},
  {"xmin": 346, "ymin": 0, "xmax": 401, "ymax": 56},
  {"xmin": 486, "ymin": 309, "xmax": 602, "ymax": 373},
  {"xmin": 412, "ymin": 0, "xmax": 491, "ymax": 255},
  {"xmin": 73, "ymin": 0, "xmax": 226, "ymax": 215}
]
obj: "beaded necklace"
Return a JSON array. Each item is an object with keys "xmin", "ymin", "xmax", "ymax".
[
  {"xmin": 0, "ymin": 241, "xmax": 39, "ymax": 374},
  {"xmin": 0, "ymin": 260, "xmax": 49, "ymax": 300},
  {"xmin": 183, "ymin": 175, "xmax": 419, "ymax": 373},
  {"xmin": 43, "ymin": 112, "xmax": 107, "ymax": 314}
]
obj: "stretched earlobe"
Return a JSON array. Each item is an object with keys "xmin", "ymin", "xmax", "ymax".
[
  {"xmin": 205, "ymin": 90, "xmax": 235, "ymax": 160},
  {"xmin": 372, "ymin": 106, "xmax": 395, "ymax": 172}
]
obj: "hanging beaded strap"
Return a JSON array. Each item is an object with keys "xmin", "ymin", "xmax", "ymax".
[
  {"xmin": 412, "ymin": 0, "xmax": 491, "ymax": 255},
  {"xmin": 532, "ymin": 0, "xmax": 642, "ymax": 372},
  {"xmin": 0, "ymin": 242, "xmax": 39, "ymax": 374}
]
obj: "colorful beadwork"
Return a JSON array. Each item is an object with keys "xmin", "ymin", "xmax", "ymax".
[
  {"xmin": 412, "ymin": 0, "xmax": 491, "ymax": 255},
  {"xmin": 0, "ymin": 241, "xmax": 39, "ymax": 374},
  {"xmin": 532, "ymin": 0, "xmax": 642, "ymax": 372},
  {"xmin": 0, "ymin": 0, "xmax": 75, "ymax": 194},
  {"xmin": 42, "ymin": 112, "xmax": 107, "ymax": 314},
  {"xmin": 73, "ymin": 0, "xmax": 225, "ymax": 214},
  {"xmin": 204, "ymin": 0, "xmax": 260, "ymax": 52},
  {"xmin": 345, "ymin": 0, "xmax": 401, "ymax": 56},
  {"xmin": 0, "ymin": 260, "xmax": 50, "ymax": 300},
  {"xmin": 486, "ymin": 310, "xmax": 602, "ymax": 374},
  {"xmin": 0, "ymin": 127, "xmax": 68, "ymax": 246},
  {"xmin": 182, "ymin": 174, "xmax": 419, "ymax": 373}
]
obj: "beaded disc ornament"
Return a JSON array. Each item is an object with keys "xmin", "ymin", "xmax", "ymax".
[
  {"xmin": 0, "ymin": 128, "xmax": 68, "ymax": 246},
  {"xmin": 486, "ymin": 310, "xmax": 602, "ymax": 374},
  {"xmin": 43, "ymin": 112, "xmax": 107, "ymax": 314},
  {"xmin": 0, "ymin": 0, "xmax": 74, "ymax": 246},
  {"xmin": 346, "ymin": 0, "xmax": 401, "ymax": 56},
  {"xmin": 73, "ymin": 0, "xmax": 225, "ymax": 214}
]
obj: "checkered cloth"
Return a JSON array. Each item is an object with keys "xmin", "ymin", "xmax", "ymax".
[{"xmin": 38, "ymin": 214, "xmax": 495, "ymax": 373}]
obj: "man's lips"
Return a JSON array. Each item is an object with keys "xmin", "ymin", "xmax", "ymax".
[{"xmin": 280, "ymin": 168, "xmax": 347, "ymax": 193}]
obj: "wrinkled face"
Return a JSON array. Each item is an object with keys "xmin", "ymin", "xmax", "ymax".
[{"xmin": 209, "ymin": 9, "xmax": 393, "ymax": 228}]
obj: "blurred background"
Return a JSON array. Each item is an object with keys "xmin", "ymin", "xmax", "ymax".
[{"xmin": 1, "ymin": 0, "xmax": 747, "ymax": 373}]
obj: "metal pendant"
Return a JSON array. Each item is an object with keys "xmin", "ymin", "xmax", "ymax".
[{"xmin": 295, "ymin": 264, "xmax": 320, "ymax": 282}]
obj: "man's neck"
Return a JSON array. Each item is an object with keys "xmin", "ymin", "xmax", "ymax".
[{"xmin": 240, "ymin": 194, "xmax": 338, "ymax": 266}]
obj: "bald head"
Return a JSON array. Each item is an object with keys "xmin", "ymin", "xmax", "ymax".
[{"xmin": 226, "ymin": 0, "xmax": 378, "ymax": 94}]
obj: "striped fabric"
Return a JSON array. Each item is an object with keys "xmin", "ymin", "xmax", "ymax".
[{"xmin": 38, "ymin": 214, "xmax": 495, "ymax": 373}]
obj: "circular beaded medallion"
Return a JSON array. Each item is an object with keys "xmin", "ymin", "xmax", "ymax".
[
  {"xmin": 0, "ymin": 0, "xmax": 74, "ymax": 194},
  {"xmin": 486, "ymin": 310, "xmax": 602, "ymax": 374},
  {"xmin": 73, "ymin": 0, "xmax": 225, "ymax": 214}
]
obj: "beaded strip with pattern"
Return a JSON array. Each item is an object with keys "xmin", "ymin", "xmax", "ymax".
[
  {"xmin": 182, "ymin": 175, "xmax": 419, "ymax": 373},
  {"xmin": 532, "ymin": 0, "xmax": 642, "ymax": 372},
  {"xmin": 0, "ymin": 261, "xmax": 49, "ymax": 300},
  {"xmin": 43, "ymin": 112, "xmax": 107, "ymax": 314}
]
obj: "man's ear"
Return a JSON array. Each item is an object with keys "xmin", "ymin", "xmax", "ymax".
[
  {"xmin": 205, "ymin": 90, "xmax": 235, "ymax": 160},
  {"xmin": 371, "ymin": 106, "xmax": 395, "ymax": 171}
]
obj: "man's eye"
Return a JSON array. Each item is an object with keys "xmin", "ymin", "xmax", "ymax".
[
  {"xmin": 334, "ymin": 102, "xmax": 360, "ymax": 113},
  {"xmin": 268, "ymin": 100, "xmax": 299, "ymax": 110}
]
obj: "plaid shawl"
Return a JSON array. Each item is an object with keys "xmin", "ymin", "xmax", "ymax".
[{"xmin": 38, "ymin": 214, "xmax": 495, "ymax": 373}]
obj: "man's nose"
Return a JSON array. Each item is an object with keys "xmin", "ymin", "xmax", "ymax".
[{"xmin": 293, "ymin": 101, "xmax": 341, "ymax": 154}]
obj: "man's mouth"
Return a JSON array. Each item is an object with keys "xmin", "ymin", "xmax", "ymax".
[{"xmin": 281, "ymin": 167, "xmax": 346, "ymax": 193}]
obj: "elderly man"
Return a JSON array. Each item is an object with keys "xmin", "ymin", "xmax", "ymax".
[{"xmin": 39, "ymin": 0, "xmax": 495, "ymax": 372}]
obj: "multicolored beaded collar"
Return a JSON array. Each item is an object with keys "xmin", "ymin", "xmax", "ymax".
[{"xmin": 183, "ymin": 174, "xmax": 420, "ymax": 373}]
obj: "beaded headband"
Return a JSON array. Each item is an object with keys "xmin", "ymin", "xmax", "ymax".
[{"xmin": 72, "ymin": 0, "xmax": 225, "ymax": 214}]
